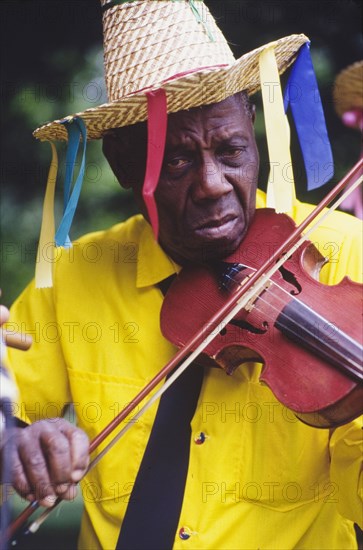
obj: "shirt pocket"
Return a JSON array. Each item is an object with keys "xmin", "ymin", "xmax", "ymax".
[{"xmin": 68, "ymin": 368, "xmax": 158, "ymax": 505}]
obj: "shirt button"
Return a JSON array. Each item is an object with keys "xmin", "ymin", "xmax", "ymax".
[
  {"xmin": 194, "ymin": 431, "xmax": 207, "ymax": 445},
  {"xmin": 179, "ymin": 526, "xmax": 192, "ymax": 540}
]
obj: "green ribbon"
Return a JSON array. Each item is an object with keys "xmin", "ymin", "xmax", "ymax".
[{"xmin": 188, "ymin": 0, "xmax": 215, "ymax": 42}]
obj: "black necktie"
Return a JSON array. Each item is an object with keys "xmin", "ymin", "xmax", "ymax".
[{"xmin": 116, "ymin": 277, "xmax": 204, "ymax": 550}]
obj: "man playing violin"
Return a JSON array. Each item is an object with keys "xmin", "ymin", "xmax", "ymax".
[{"xmin": 3, "ymin": 1, "xmax": 362, "ymax": 549}]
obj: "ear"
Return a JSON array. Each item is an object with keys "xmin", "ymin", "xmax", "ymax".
[{"xmin": 102, "ymin": 133, "xmax": 132, "ymax": 189}]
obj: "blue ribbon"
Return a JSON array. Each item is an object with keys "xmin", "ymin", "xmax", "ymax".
[
  {"xmin": 55, "ymin": 118, "xmax": 87, "ymax": 247},
  {"xmin": 284, "ymin": 42, "xmax": 333, "ymax": 190}
]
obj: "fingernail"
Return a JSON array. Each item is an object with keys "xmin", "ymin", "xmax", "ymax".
[
  {"xmin": 40, "ymin": 494, "xmax": 58, "ymax": 507},
  {"xmin": 71, "ymin": 469, "xmax": 84, "ymax": 482}
]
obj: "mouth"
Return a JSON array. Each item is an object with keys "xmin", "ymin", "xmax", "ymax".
[{"xmin": 194, "ymin": 214, "xmax": 240, "ymax": 239}]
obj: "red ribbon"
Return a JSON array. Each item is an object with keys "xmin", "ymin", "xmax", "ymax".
[{"xmin": 143, "ymin": 89, "xmax": 168, "ymax": 238}]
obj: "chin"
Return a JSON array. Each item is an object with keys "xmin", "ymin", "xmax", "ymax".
[
  {"xmin": 183, "ymin": 233, "xmax": 245, "ymax": 264},
  {"xmin": 200, "ymin": 236, "xmax": 243, "ymax": 262},
  {"xmin": 161, "ymin": 219, "xmax": 249, "ymax": 265}
]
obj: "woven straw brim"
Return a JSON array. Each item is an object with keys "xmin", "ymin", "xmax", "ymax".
[
  {"xmin": 33, "ymin": 33, "xmax": 308, "ymax": 141},
  {"xmin": 333, "ymin": 60, "xmax": 363, "ymax": 117}
]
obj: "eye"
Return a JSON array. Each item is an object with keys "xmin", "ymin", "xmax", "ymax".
[
  {"xmin": 167, "ymin": 158, "xmax": 189, "ymax": 169},
  {"xmin": 219, "ymin": 146, "xmax": 247, "ymax": 166},
  {"xmin": 221, "ymin": 146, "xmax": 246, "ymax": 158},
  {"xmin": 163, "ymin": 155, "xmax": 192, "ymax": 178}
]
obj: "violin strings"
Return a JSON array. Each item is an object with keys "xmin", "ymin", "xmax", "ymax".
[
  {"xmin": 261, "ymin": 283, "xmax": 361, "ymax": 373},
  {"xmin": 222, "ymin": 266, "xmax": 362, "ymax": 375},
  {"xmin": 238, "ymin": 170, "xmax": 363, "ymax": 358}
]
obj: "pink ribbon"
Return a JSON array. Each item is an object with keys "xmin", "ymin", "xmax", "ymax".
[{"xmin": 143, "ymin": 89, "xmax": 168, "ymax": 238}]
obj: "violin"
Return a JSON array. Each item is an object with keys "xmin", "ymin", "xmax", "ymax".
[{"xmin": 160, "ymin": 208, "xmax": 363, "ymax": 428}]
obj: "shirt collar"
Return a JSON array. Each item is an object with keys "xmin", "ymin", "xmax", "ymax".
[{"xmin": 136, "ymin": 220, "xmax": 180, "ymax": 288}]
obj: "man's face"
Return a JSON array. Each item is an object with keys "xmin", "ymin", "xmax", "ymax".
[
  {"xmin": 104, "ymin": 95, "xmax": 259, "ymax": 264},
  {"xmin": 154, "ymin": 96, "xmax": 259, "ymax": 264}
]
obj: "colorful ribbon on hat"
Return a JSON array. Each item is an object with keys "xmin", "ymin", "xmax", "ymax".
[
  {"xmin": 259, "ymin": 44, "xmax": 295, "ymax": 212},
  {"xmin": 35, "ymin": 117, "xmax": 87, "ymax": 288},
  {"xmin": 55, "ymin": 118, "xmax": 87, "ymax": 247},
  {"xmin": 142, "ymin": 89, "xmax": 168, "ymax": 239},
  {"xmin": 35, "ymin": 142, "xmax": 58, "ymax": 288},
  {"xmin": 259, "ymin": 42, "xmax": 334, "ymax": 212},
  {"xmin": 283, "ymin": 42, "xmax": 334, "ymax": 190}
]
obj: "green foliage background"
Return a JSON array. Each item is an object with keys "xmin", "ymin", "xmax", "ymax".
[{"xmin": 0, "ymin": 1, "xmax": 362, "ymax": 548}]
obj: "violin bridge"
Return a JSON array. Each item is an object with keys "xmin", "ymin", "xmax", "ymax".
[{"xmin": 238, "ymin": 280, "xmax": 272, "ymax": 313}]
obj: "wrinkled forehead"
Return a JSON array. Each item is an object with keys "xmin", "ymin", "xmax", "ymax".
[
  {"xmin": 165, "ymin": 96, "xmax": 254, "ymax": 149},
  {"xmin": 107, "ymin": 94, "xmax": 251, "ymax": 154}
]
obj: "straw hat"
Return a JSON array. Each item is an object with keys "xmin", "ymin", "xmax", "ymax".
[
  {"xmin": 333, "ymin": 60, "xmax": 363, "ymax": 117},
  {"xmin": 33, "ymin": 0, "xmax": 308, "ymax": 141}
]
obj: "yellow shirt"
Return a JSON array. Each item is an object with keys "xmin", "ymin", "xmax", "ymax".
[{"xmin": 7, "ymin": 191, "xmax": 363, "ymax": 549}]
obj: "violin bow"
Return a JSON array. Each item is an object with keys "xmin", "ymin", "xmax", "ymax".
[{"xmin": 6, "ymin": 158, "xmax": 363, "ymax": 543}]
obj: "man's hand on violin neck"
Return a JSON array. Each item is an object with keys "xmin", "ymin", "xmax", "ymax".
[{"xmin": 9, "ymin": 418, "xmax": 89, "ymax": 507}]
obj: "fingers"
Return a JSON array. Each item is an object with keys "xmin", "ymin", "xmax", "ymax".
[
  {"xmin": 10, "ymin": 434, "xmax": 38, "ymax": 503},
  {"xmin": 55, "ymin": 418, "xmax": 90, "ymax": 482},
  {"xmin": 10, "ymin": 419, "xmax": 89, "ymax": 507}
]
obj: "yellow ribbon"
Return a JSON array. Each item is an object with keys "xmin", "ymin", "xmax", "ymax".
[
  {"xmin": 259, "ymin": 45, "xmax": 296, "ymax": 212},
  {"xmin": 35, "ymin": 142, "xmax": 58, "ymax": 288}
]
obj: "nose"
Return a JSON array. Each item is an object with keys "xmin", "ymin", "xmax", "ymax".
[{"xmin": 191, "ymin": 156, "xmax": 233, "ymax": 202}]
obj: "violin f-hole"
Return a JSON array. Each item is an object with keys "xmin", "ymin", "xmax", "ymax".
[{"xmin": 277, "ymin": 261, "xmax": 302, "ymax": 295}]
